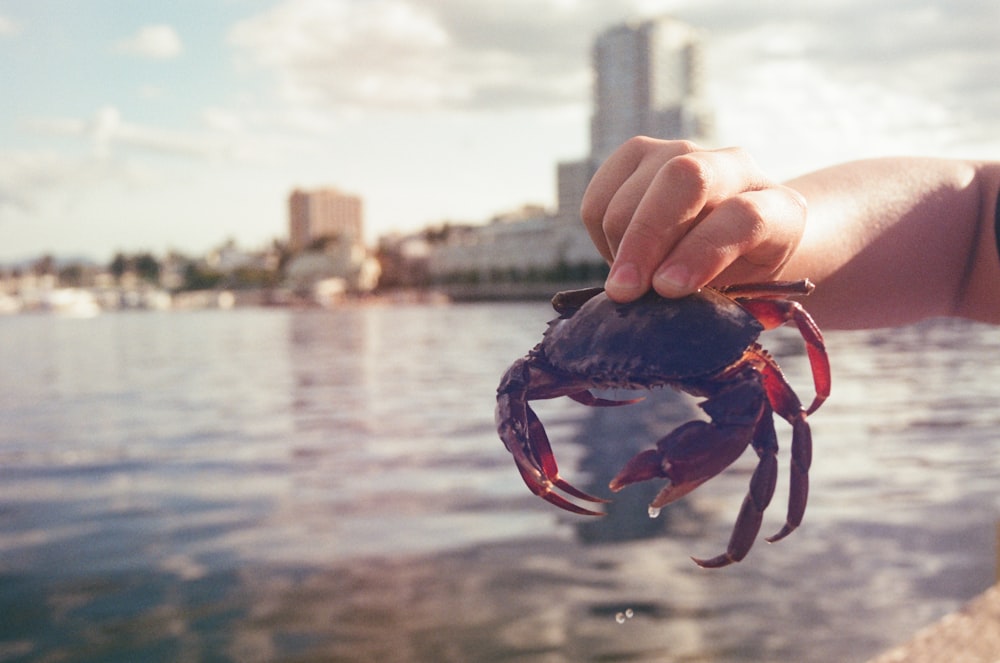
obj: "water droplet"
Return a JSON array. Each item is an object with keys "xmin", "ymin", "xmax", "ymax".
[
  {"xmin": 615, "ymin": 608, "xmax": 636, "ymax": 623},
  {"xmin": 648, "ymin": 505, "xmax": 661, "ymax": 519}
]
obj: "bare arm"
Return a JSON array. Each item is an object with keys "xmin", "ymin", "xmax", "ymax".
[
  {"xmin": 580, "ymin": 137, "xmax": 1000, "ymax": 329},
  {"xmin": 782, "ymin": 158, "xmax": 1000, "ymax": 328}
]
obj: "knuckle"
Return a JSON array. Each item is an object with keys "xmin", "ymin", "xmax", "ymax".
[
  {"xmin": 724, "ymin": 196, "xmax": 770, "ymax": 246},
  {"xmin": 670, "ymin": 139, "xmax": 702, "ymax": 155},
  {"xmin": 687, "ymin": 225, "xmax": 732, "ymax": 258},
  {"xmin": 716, "ymin": 144, "xmax": 755, "ymax": 166},
  {"xmin": 600, "ymin": 200, "xmax": 638, "ymax": 240},
  {"xmin": 623, "ymin": 136, "xmax": 703, "ymax": 160},
  {"xmin": 579, "ymin": 191, "xmax": 601, "ymax": 225},
  {"xmin": 779, "ymin": 184, "xmax": 809, "ymax": 216},
  {"xmin": 621, "ymin": 135, "xmax": 656, "ymax": 154},
  {"xmin": 726, "ymin": 194, "xmax": 768, "ymax": 224},
  {"xmin": 662, "ymin": 153, "xmax": 714, "ymax": 201},
  {"xmin": 624, "ymin": 216, "xmax": 665, "ymax": 244}
]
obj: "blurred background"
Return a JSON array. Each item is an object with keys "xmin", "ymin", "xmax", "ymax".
[{"xmin": 2, "ymin": 1, "xmax": 999, "ymax": 661}]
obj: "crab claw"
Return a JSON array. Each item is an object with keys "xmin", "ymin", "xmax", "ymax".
[
  {"xmin": 608, "ymin": 449, "xmax": 668, "ymax": 490},
  {"xmin": 610, "ymin": 418, "xmax": 754, "ymax": 508},
  {"xmin": 497, "ymin": 358, "xmax": 609, "ymax": 516},
  {"xmin": 501, "ymin": 403, "xmax": 609, "ymax": 516},
  {"xmin": 609, "ymin": 380, "xmax": 778, "ymax": 567},
  {"xmin": 511, "ymin": 458, "xmax": 607, "ymax": 516}
]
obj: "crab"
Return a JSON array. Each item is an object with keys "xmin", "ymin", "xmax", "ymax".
[{"xmin": 495, "ymin": 280, "xmax": 830, "ymax": 567}]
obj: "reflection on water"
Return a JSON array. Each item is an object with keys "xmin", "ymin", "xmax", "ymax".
[{"xmin": 0, "ymin": 306, "xmax": 997, "ymax": 661}]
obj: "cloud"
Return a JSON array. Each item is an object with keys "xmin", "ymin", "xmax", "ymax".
[
  {"xmin": 26, "ymin": 107, "xmax": 232, "ymax": 161},
  {"xmin": 115, "ymin": 24, "xmax": 183, "ymax": 59},
  {"xmin": 229, "ymin": 0, "xmax": 451, "ymax": 109},
  {"xmin": 687, "ymin": 1, "xmax": 999, "ymax": 108},
  {"xmin": 227, "ymin": 0, "xmax": 643, "ymax": 111},
  {"xmin": 0, "ymin": 148, "xmax": 148, "ymax": 236},
  {"xmin": 634, "ymin": 0, "xmax": 1000, "ymax": 168},
  {"xmin": 0, "ymin": 151, "xmax": 79, "ymax": 215},
  {"xmin": 0, "ymin": 147, "xmax": 171, "ymax": 262},
  {"xmin": 0, "ymin": 14, "xmax": 21, "ymax": 36},
  {"xmin": 222, "ymin": 0, "xmax": 1000, "ymax": 163}
]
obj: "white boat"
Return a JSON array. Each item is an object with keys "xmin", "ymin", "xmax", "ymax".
[
  {"xmin": 0, "ymin": 292, "xmax": 22, "ymax": 314},
  {"xmin": 43, "ymin": 288, "xmax": 101, "ymax": 318}
]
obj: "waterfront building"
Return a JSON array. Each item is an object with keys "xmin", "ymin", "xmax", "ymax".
[
  {"xmin": 287, "ymin": 187, "xmax": 376, "ymax": 296},
  {"xmin": 424, "ymin": 208, "xmax": 605, "ymax": 292},
  {"xmin": 288, "ymin": 188, "xmax": 363, "ymax": 252}
]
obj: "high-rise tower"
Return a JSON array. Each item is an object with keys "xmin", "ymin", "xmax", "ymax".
[
  {"xmin": 558, "ymin": 16, "xmax": 714, "ymax": 216},
  {"xmin": 590, "ymin": 16, "xmax": 713, "ymax": 163}
]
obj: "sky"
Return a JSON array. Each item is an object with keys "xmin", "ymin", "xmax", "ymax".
[{"xmin": 1, "ymin": 0, "xmax": 999, "ymax": 263}]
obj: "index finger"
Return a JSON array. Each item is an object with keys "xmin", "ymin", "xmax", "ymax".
[
  {"xmin": 605, "ymin": 148, "xmax": 769, "ymax": 301},
  {"xmin": 581, "ymin": 138, "xmax": 696, "ymax": 264}
]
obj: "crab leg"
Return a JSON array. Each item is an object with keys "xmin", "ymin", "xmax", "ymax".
[
  {"xmin": 767, "ymin": 416, "xmax": 811, "ymax": 543},
  {"xmin": 717, "ymin": 279, "xmax": 815, "ymax": 299},
  {"xmin": 736, "ymin": 296, "xmax": 830, "ymax": 415},
  {"xmin": 496, "ymin": 358, "xmax": 607, "ymax": 515},
  {"xmin": 747, "ymin": 347, "xmax": 812, "ymax": 543},
  {"xmin": 693, "ymin": 401, "xmax": 779, "ymax": 568}
]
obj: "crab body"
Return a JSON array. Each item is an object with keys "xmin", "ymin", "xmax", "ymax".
[
  {"xmin": 542, "ymin": 286, "xmax": 763, "ymax": 385},
  {"xmin": 496, "ymin": 281, "xmax": 830, "ymax": 567}
]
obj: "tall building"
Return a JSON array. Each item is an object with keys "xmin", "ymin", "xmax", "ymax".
[
  {"xmin": 288, "ymin": 188, "xmax": 363, "ymax": 252},
  {"xmin": 590, "ymin": 16, "xmax": 713, "ymax": 163},
  {"xmin": 556, "ymin": 160, "xmax": 595, "ymax": 219},
  {"xmin": 558, "ymin": 16, "xmax": 714, "ymax": 217}
]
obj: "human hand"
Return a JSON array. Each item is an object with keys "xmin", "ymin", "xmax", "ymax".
[{"xmin": 580, "ymin": 137, "xmax": 809, "ymax": 302}]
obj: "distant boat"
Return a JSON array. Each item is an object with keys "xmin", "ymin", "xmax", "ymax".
[
  {"xmin": 0, "ymin": 292, "xmax": 22, "ymax": 315},
  {"xmin": 43, "ymin": 289, "xmax": 101, "ymax": 318}
]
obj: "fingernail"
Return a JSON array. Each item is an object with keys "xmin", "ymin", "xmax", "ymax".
[
  {"xmin": 607, "ymin": 262, "xmax": 642, "ymax": 292},
  {"xmin": 653, "ymin": 264, "xmax": 691, "ymax": 296}
]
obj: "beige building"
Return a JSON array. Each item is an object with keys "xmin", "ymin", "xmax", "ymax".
[
  {"xmin": 286, "ymin": 187, "xmax": 379, "ymax": 296},
  {"xmin": 288, "ymin": 188, "xmax": 363, "ymax": 252}
]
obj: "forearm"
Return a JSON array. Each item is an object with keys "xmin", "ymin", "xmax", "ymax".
[{"xmin": 781, "ymin": 158, "xmax": 1000, "ymax": 329}]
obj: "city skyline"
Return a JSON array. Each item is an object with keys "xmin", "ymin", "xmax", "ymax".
[{"xmin": 2, "ymin": 0, "xmax": 999, "ymax": 263}]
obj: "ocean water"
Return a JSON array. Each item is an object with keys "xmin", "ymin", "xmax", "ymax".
[{"xmin": 0, "ymin": 303, "xmax": 997, "ymax": 662}]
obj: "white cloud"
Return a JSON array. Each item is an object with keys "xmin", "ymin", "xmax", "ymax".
[
  {"xmin": 138, "ymin": 84, "xmax": 166, "ymax": 100},
  {"xmin": 26, "ymin": 107, "xmax": 232, "ymax": 161},
  {"xmin": 0, "ymin": 14, "xmax": 21, "ymax": 36},
  {"xmin": 227, "ymin": 0, "xmax": 642, "ymax": 111},
  {"xmin": 229, "ymin": 0, "xmax": 453, "ymax": 109},
  {"xmin": 0, "ymin": 151, "xmax": 80, "ymax": 214},
  {"xmin": 115, "ymin": 24, "xmax": 183, "ymax": 59},
  {"xmin": 621, "ymin": 0, "xmax": 1000, "ymax": 172},
  {"xmin": 0, "ymin": 148, "xmax": 157, "ymax": 255}
]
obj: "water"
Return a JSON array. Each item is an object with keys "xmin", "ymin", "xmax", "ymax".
[{"xmin": 0, "ymin": 303, "xmax": 998, "ymax": 662}]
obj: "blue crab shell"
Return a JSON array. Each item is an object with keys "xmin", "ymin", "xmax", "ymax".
[{"xmin": 539, "ymin": 288, "xmax": 764, "ymax": 381}]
